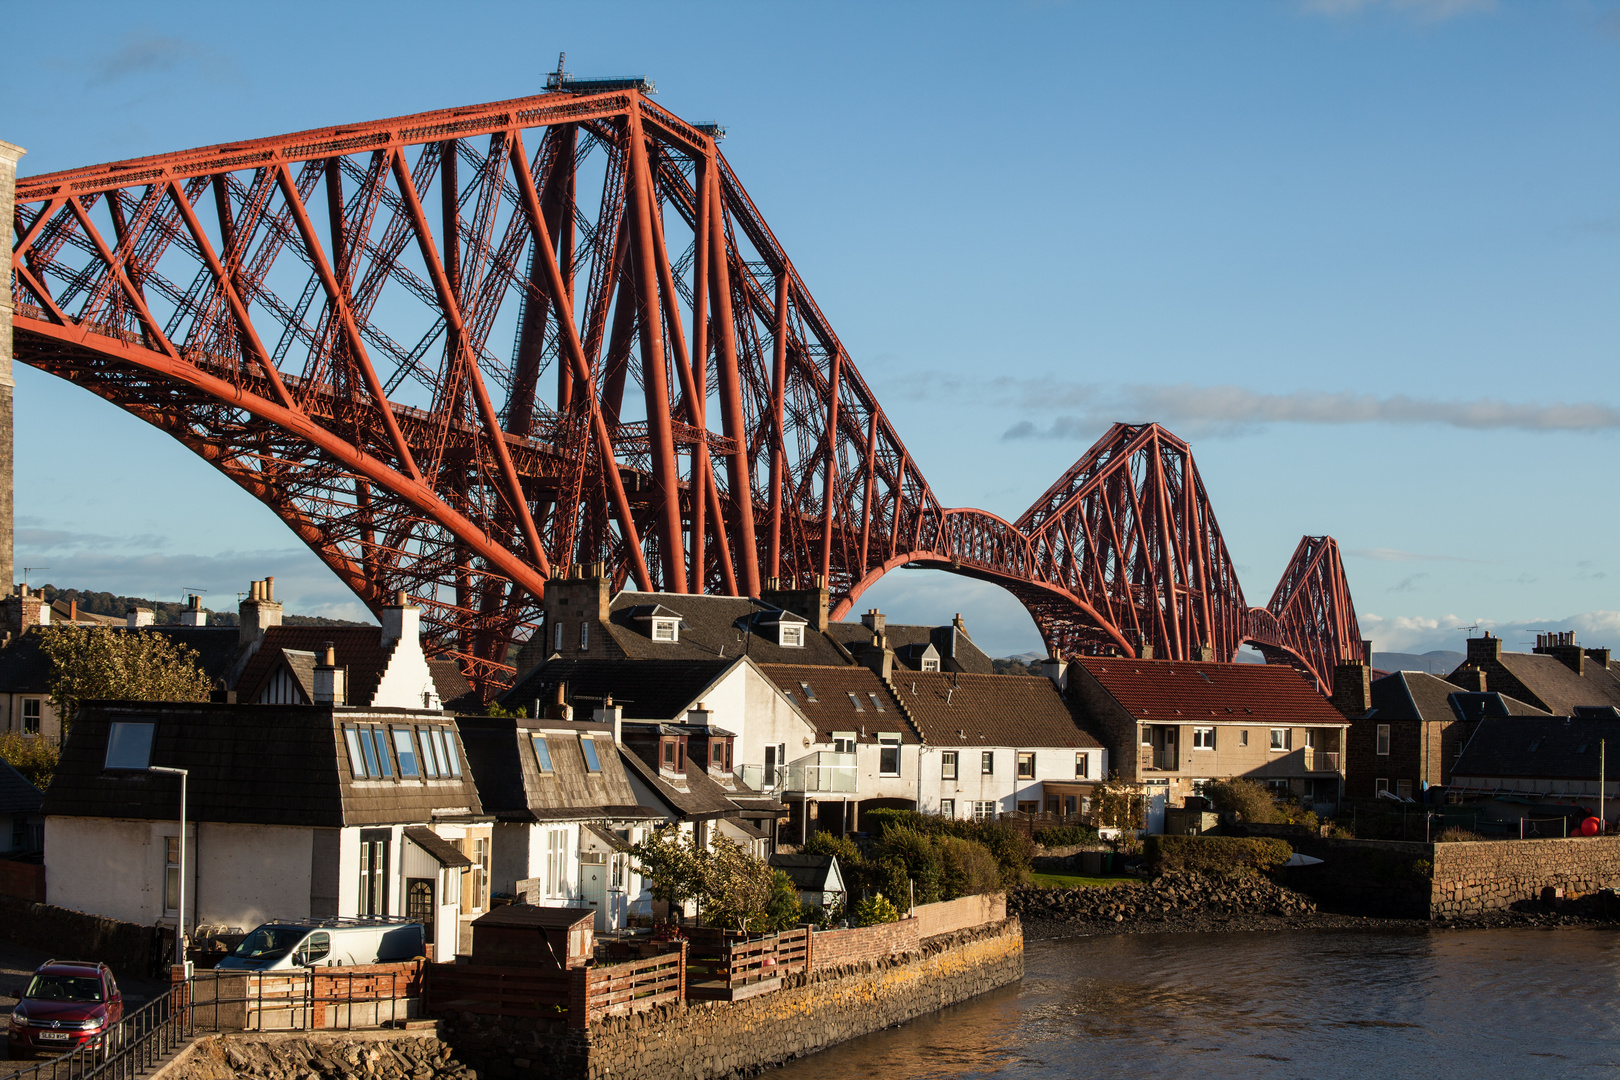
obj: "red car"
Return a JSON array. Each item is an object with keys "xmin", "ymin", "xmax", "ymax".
[{"xmin": 6, "ymin": 961, "xmax": 123, "ymax": 1058}]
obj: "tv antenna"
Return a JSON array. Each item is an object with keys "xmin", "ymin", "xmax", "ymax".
[
  {"xmin": 1455, "ymin": 624, "xmax": 1479, "ymax": 634},
  {"xmin": 21, "ymin": 567, "xmax": 48, "ymax": 587}
]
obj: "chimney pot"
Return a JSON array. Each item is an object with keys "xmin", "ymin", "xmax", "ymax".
[{"xmin": 264, "ymin": 577, "xmax": 274, "ymax": 601}]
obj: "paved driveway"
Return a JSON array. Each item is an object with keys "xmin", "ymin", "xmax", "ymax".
[{"xmin": 0, "ymin": 939, "xmax": 167, "ymax": 1066}]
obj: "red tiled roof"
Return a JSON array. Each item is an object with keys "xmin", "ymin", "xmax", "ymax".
[{"xmin": 1075, "ymin": 658, "xmax": 1346, "ymax": 724}]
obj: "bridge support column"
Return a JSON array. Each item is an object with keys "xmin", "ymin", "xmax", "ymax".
[{"xmin": 0, "ymin": 140, "xmax": 24, "ymax": 599}]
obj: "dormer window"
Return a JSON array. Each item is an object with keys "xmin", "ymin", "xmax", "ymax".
[
  {"xmin": 652, "ymin": 617, "xmax": 680, "ymax": 642},
  {"xmin": 532, "ymin": 734, "xmax": 554, "ymax": 773},
  {"xmin": 661, "ymin": 735, "xmax": 687, "ymax": 774},
  {"xmin": 779, "ymin": 624, "xmax": 803, "ymax": 647},
  {"xmin": 921, "ymin": 658, "xmax": 941, "ymax": 672}
]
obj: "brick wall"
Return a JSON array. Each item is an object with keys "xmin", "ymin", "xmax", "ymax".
[
  {"xmin": 809, "ymin": 918, "xmax": 921, "ymax": 971},
  {"xmin": 439, "ymin": 919, "xmax": 1023, "ymax": 1080},
  {"xmin": 909, "ymin": 893, "xmax": 1006, "ymax": 939}
]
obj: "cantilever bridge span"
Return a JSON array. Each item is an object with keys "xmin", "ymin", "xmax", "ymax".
[{"xmin": 7, "ymin": 90, "xmax": 1363, "ymax": 694}]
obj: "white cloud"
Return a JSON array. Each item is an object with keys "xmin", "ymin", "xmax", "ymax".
[{"xmin": 1359, "ymin": 610, "xmax": 1620, "ymax": 654}]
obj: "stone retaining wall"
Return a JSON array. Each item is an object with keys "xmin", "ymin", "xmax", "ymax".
[
  {"xmin": 1429, "ymin": 836, "xmax": 1620, "ymax": 917},
  {"xmin": 439, "ymin": 919, "xmax": 1024, "ymax": 1080},
  {"xmin": 0, "ymin": 895, "xmax": 166, "ymax": 977}
]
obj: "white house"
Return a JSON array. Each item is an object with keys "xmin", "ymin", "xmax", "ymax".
[{"xmin": 41, "ymin": 700, "xmax": 484, "ymax": 962}]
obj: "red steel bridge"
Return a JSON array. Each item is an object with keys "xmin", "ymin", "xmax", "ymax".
[{"xmin": 7, "ymin": 88, "xmax": 1363, "ymax": 694}]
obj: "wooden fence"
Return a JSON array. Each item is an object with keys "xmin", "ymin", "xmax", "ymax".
[
  {"xmin": 685, "ymin": 927, "xmax": 810, "ymax": 1001},
  {"xmin": 188, "ymin": 962, "xmax": 423, "ymax": 1032},
  {"xmin": 0, "ymin": 859, "xmax": 45, "ymax": 903},
  {"xmin": 423, "ymin": 944, "xmax": 686, "ymax": 1028}
]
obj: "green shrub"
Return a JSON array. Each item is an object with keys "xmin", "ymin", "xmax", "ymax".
[
  {"xmin": 1144, "ymin": 834, "xmax": 1293, "ymax": 877},
  {"xmin": 0, "ymin": 733, "xmax": 58, "ymax": 792},
  {"xmin": 1033, "ymin": 824, "xmax": 1097, "ymax": 847},
  {"xmin": 872, "ymin": 827, "xmax": 944, "ymax": 905},
  {"xmin": 938, "ymin": 836, "xmax": 1001, "ymax": 898},
  {"xmin": 862, "ymin": 808, "xmax": 1033, "ymax": 888},
  {"xmin": 853, "ymin": 893, "xmax": 900, "ymax": 926},
  {"xmin": 804, "ymin": 830, "xmax": 861, "ymax": 867},
  {"xmin": 755, "ymin": 869, "xmax": 803, "ymax": 932},
  {"xmin": 1201, "ymin": 779, "xmax": 1279, "ymax": 824},
  {"xmin": 1435, "ymin": 827, "xmax": 1483, "ymax": 843}
]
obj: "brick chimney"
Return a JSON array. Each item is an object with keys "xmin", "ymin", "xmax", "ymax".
[
  {"xmin": 313, "ymin": 642, "xmax": 346, "ymax": 705},
  {"xmin": 2, "ymin": 584, "xmax": 42, "ymax": 635},
  {"xmin": 179, "ymin": 593, "xmax": 207, "ymax": 627},
  {"xmin": 1586, "ymin": 647, "xmax": 1612, "ymax": 669},
  {"xmin": 862, "ymin": 640, "xmax": 896, "ymax": 682},
  {"xmin": 859, "ymin": 607, "xmax": 887, "ymax": 644},
  {"xmin": 1331, "ymin": 661, "xmax": 1372, "ymax": 717},
  {"xmin": 1450, "ymin": 667, "xmax": 1488, "ymax": 693},
  {"xmin": 1465, "ymin": 633, "xmax": 1502, "ymax": 665},
  {"xmin": 238, "ymin": 577, "xmax": 283, "ymax": 649},
  {"xmin": 1533, "ymin": 631, "xmax": 1585, "ymax": 676},
  {"xmin": 760, "ymin": 575, "xmax": 829, "ymax": 633}
]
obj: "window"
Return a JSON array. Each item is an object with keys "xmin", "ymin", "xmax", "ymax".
[
  {"xmin": 545, "ymin": 829, "xmax": 565, "ymax": 898},
  {"xmin": 972, "ymin": 800, "xmax": 994, "ymax": 821},
  {"xmin": 358, "ymin": 728, "xmax": 382, "ymax": 778},
  {"xmin": 1017, "ymin": 801, "xmax": 1039, "ymax": 814},
  {"xmin": 1376, "ymin": 724, "xmax": 1391, "ymax": 756},
  {"xmin": 941, "ymin": 751, "xmax": 958, "ymax": 781},
  {"xmin": 832, "ymin": 731, "xmax": 856, "ymax": 754},
  {"xmin": 553, "ymin": 622, "xmax": 564, "ymax": 652},
  {"xmin": 442, "ymin": 731, "xmax": 462, "ymax": 776},
  {"xmin": 164, "ymin": 836, "xmax": 181, "ymax": 913},
  {"xmin": 1269, "ymin": 728, "xmax": 1291, "ymax": 751},
  {"xmin": 799, "ymin": 681, "xmax": 818, "ymax": 702},
  {"xmin": 472, "ymin": 837, "xmax": 490, "ymax": 910},
  {"xmin": 579, "ymin": 621, "xmax": 590, "ymax": 650},
  {"xmin": 868, "ymin": 693, "xmax": 885, "ymax": 713},
  {"xmin": 879, "ymin": 734, "xmax": 901, "ymax": 776},
  {"xmin": 105, "ymin": 721, "xmax": 155, "ymax": 770},
  {"xmin": 921, "ymin": 659, "xmax": 941, "ymax": 672},
  {"xmin": 847, "ymin": 692, "xmax": 865, "ymax": 712},
  {"xmin": 581, "ymin": 736, "xmax": 602, "ymax": 773},
  {"xmin": 393, "ymin": 729, "xmax": 420, "ymax": 777},
  {"xmin": 532, "ymin": 734, "xmax": 554, "ymax": 773},
  {"xmin": 1376, "ymin": 778, "xmax": 1390, "ymax": 796},
  {"xmin": 712, "ymin": 742, "xmax": 725, "ymax": 766},
  {"xmin": 1193, "ymin": 727, "xmax": 1216, "ymax": 750},
  {"xmin": 344, "ymin": 727, "xmax": 366, "ymax": 777},
  {"xmin": 1240, "ymin": 730, "xmax": 1249, "ymax": 747},
  {"xmin": 418, "ymin": 730, "xmax": 439, "ymax": 777},
  {"xmin": 430, "ymin": 729, "xmax": 451, "ymax": 776},
  {"xmin": 21, "ymin": 698, "xmax": 39, "ymax": 735},
  {"xmin": 939, "ymin": 798, "xmax": 955, "ymax": 818},
  {"xmin": 1396, "ymin": 779, "xmax": 1413, "ymax": 800},
  {"xmin": 1074, "ymin": 752, "xmax": 1089, "ymax": 779},
  {"xmin": 372, "ymin": 728, "xmax": 394, "ymax": 777},
  {"xmin": 981, "ymin": 750, "xmax": 994, "ymax": 775},
  {"xmin": 359, "ymin": 832, "xmax": 389, "ymax": 916},
  {"xmin": 779, "ymin": 624, "xmax": 804, "ymax": 648},
  {"xmin": 662, "ymin": 739, "xmax": 675, "ymax": 767},
  {"xmin": 652, "ymin": 618, "xmax": 679, "ymax": 642},
  {"xmin": 1017, "ymin": 752, "xmax": 1035, "ymax": 779}
]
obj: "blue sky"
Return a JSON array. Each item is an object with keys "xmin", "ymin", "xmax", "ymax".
[{"xmin": 4, "ymin": 0, "xmax": 1618, "ymax": 656}]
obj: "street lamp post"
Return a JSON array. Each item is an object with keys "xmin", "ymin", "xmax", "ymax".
[{"xmin": 148, "ymin": 766, "xmax": 188, "ymax": 969}]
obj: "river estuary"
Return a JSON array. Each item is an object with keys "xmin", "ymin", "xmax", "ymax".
[{"xmin": 774, "ymin": 927, "xmax": 1620, "ymax": 1080}]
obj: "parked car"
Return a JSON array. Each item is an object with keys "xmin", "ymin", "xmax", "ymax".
[
  {"xmin": 215, "ymin": 917, "xmax": 425, "ymax": 972},
  {"xmin": 6, "ymin": 960, "xmax": 123, "ymax": 1058}
]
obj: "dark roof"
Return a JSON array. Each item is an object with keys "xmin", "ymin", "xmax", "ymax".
[
  {"xmin": 618, "ymin": 746, "xmax": 739, "ymax": 820},
  {"xmin": 0, "ymin": 631, "xmax": 53, "ymax": 693},
  {"xmin": 895, "ymin": 671, "xmax": 1102, "ymax": 749},
  {"xmin": 825, "ymin": 621, "xmax": 995, "ymax": 675},
  {"xmin": 471, "ymin": 903, "xmax": 593, "ymax": 929},
  {"xmin": 457, "ymin": 715, "xmax": 657, "ymax": 823},
  {"xmin": 404, "ymin": 825, "xmax": 472, "ymax": 868},
  {"xmin": 0, "ymin": 759, "xmax": 43, "ymax": 815},
  {"xmin": 1490, "ymin": 653, "xmax": 1620, "ymax": 717},
  {"xmin": 0, "ymin": 625, "xmax": 241, "ymax": 695},
  {"xmin": 1453, "ymin": 715, "xmax": 1620, "ymax": 782},
  {"xmin": 1371, "ymin": 671, "xmax": 1547, "ymax": 722},
  {"xmin": 754, "ymin": 664, "xmax": 918, "ymax": 744},
  {"xmin": 603, "ymin": 592, "xmax": 853, "ymax": 667},
  {"xmin": 500, "ymin": 658, "xmax": 735, "ymax": 721},
  {"xmin": 236, "ymin": 626, "xmax": 394, "ymax": 706},
  {"xmin": 1074, "ymin": 658, "xmax": 1348, "ymax": 725},
  {"xmin": 428, "ymin": 660, "xmax": 480, "ymax": 713},
  {"xmin": 43, "ymin": 701, "xmax": 483, "ymax": 828},
  {"xmin": 769, "ymin": 853, "xmax": 842, "ymax": 892}
]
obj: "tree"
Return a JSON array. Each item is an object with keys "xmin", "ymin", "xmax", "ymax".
[
  {"xmin": 699, "ymin": 837, "xmax": 777, "ymax": 931},
  {"xmin": 40, "ymin": 626, "xmax": 213, "ymax": 728},
  {"xmin": 1202, "ymin": 778, "xmax": 1279, "ymax": 824},
  {"xmin": 627, "ymin": 824, "xmax": 705, "ymax": 912},
  {"xmin": 0, "ymin": 732, "xmax": 58, "ymax": 790},
  {"xmin": 1093, "ymin": 773, "xmax": 1147, "ymax": 831}
]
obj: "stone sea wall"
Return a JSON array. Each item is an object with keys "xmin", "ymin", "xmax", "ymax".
[
  {"xmin": 1428, "ymin": 836, "xmax": 1620, "ymax": 918},
  {"xmin": 440, "ymin": 919, "xmax": 1024, "ymax": 1080}
]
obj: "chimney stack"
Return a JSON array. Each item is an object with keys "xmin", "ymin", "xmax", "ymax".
[
  {"xmin": 1331, "ymin": 660, "xmax": 1372, "ymax": 717},
  {"xmin": 1449, "ymin": 666, "xmax": 1488, "ymax": 693},
  {"xmin": 180, "ymin": 593, "xmax": 207, "ymax": 627},
  {"xmin": 380, "ymin": 589, "xmax": 420, "ymax": 647},
  {"xmin": 1465, "ymin": 633, "xmax": 1502, "ymax": 666},
  {"xmin": 760, "ymin": 576, "xmax": 830, "ymax": 633},
  {"xmin": 313, "ymin": 642, "xmax": 346, "ymax": 705},
  {"xmin": 1041, "ymin": 655, "xmax": 1068, "ymax": 691},
  {"xmin": 1533, "ymin": 631, "xmax": 1586, "ymax": 675},
  {"xmin": 237, "ymin": 577, "xmax": 283, "ymax": 650},
  {"xmin": 126, "ymin": 606, "xmax": 154, "ymax": 629},
  {"xmin": 593, "ymin": 693, "xmax": 623, "ymax": 745}
]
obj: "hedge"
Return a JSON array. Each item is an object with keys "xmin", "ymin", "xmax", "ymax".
[{"xmin": 1144, "ymin": 835, "xmax": 1292, "ymax": 877}]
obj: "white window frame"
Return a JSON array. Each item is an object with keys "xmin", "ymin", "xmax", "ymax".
[
  {"xmin": 972, "ymin": 800, "xmax": 994, "ymax": 821},
  {"xmin": 779, "ymin": 624, "xmax": 804, "ymax": 647},
  {"xmin": 1075, "ymin": 752, "xmax": 1089, "ymax": 779},
  {"xmin": 921, "ymin": 659, "xmax": 941, "ymax": 672},
  {"xmin": 939, "ymin": 798, "xmax": 955, "ymax": 819},
  {"xmin": 1193, "ymin": 726, "xmax": 1216, "ymax": 750},
  {"xmin": 1017, "ymin": 752, "xmax": 1035, "ymax": 780},
  {"xmin": 941, "ymin": 750, "xmax": 958, "ymax": 781},
  {"xmin": 546, "ymin": 829, "xmax": 566, "ymax": 898},
  {"xmin": 832, "ymin": 731, "xmax": 856, "ymax": 754},
  {"xmin": 981, "ymin": 750, "xmax": 995, "ymax": 775},
  {"xmin": 1269, "ymin": 728, "xmax": 1292, "ymax": 752},
  {"xmin": 652, "ymin": 618, "xmax": 679, "ymax": 642},
  {"xmin": 21, "ymin": 698, "xmax": 40, "ymax": 734},
  {"xmin": 579, "ymin": 621, "xmax": 590, "ymax": 650},
  {"xmin": 554, "ymin": 621, "xmax": 564, "ymax": 652},
  {"xmin": 1376, "ymin": 724, "xmax": 1391, "ymax": 756},
  {"xmin": 878, "ymin": 733, "xmax": 902, "ymax": 777}
]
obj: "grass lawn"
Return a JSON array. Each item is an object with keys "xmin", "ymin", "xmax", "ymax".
[{"xmin": 1028, "ymin": 872, "xmax": 1134, "ymax": 889}]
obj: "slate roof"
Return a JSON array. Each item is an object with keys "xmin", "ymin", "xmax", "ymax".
[
  {"xmin": 895, "ymin": 671, "xmax": 1102, "ymax": 749},
  {"xmin": 236, "ymin": 626, "xmax": 394, "ymax": 705},
  {"xmin": 0, "ymin": 631, "xmax": 54, "ymax": 693},
  {"xmin": 618, "ymin": 745, "xmax": 740, "ymax": 820},
  {"xmin": 43, "ymin": 701, "xmax": 483, "ymax": 828},
  {"xmin": 1452, "ymin": 716, "xmax": 1620, "ymax": 782},
  {"xmin": 404, "ymin": 825, "xmax": 472, "ymax": 868},
  {"xmin": 457, "ymin": 715, "xmax": 659, "ymax": 824},
  {"xmin": 1371, "ymin": 671, "xmax": 1547, "ymax": 722},
  {"xmin": 769, "ymin": 853, "xmax": 843, "ymax": 892},
  {"xmin": 603, "ymin": 592, "xmax": 853, "ymax": 667},
  {"xmin": 0, "ymin": 760, "xmax": 43, "ymax": 815},
  {"xmin": 1074, "ymin": 658, "xmax": 1348, "ymax": 724},
  {"xmin": 427, "ymin": 660, "xmax": 480, "ymax": 713},
  {"xmin": 500, "ymin": 658, "xmax": 735, "ymax": 721},
  {"xmin": 1487, "ymin": 653, "xmax": 1620, "ymax": 717},
  {"xmin": 754, "ymin": 664, "xmax": 917, "ymax": 744},
  {"xmin": 825, "ymin": 621, "xmax": 995, "ymax": 674}
]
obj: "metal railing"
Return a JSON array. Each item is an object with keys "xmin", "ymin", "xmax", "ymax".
[
  {"xmin": 187, "ymin": 967, "xmax": 419, "ymax": 1033},
  {"xmin": 3, "ymin": 984, "xmax": 186, "ymax": 1080},
  {"xmin": 1305, "ymin": 749, "xmax": 1341, "ymax": 772}
]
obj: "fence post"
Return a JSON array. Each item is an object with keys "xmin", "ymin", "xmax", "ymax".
[
  {"xmin": 677, "ymin": 939, "xmax": 688, "ymax": 1003},
  {"xmin": 568, "ymin": 966, "xmax": 590, "ymax": 1030}
]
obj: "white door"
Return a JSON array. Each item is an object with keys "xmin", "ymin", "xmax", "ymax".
[
  {"xmin": 581, "ymin": 860, "xmax": 608, "ymax": 931},
  {"xmin": 1145, "ymin": 782, "xmax": 1168, "ymax": 834}
]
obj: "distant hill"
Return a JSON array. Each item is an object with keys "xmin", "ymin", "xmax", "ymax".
[
  {"xmin": 992, "ymin": 655, "xmax": 1044, "ymax": 676},
  {"xmin": 34, "ymin": 585, "xmax": 371, "ymax": 628},
  {"xmin": 1372, "ymin": 650, "xmax": 1464, "ymax": 675}
]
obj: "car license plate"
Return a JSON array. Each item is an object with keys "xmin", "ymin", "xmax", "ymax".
[{"xmin": 39, "ymin": 1032, "xmax": 70, "ymax": 1041}]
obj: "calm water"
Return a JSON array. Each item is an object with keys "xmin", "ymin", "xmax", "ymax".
[{"xmin": 774, "ymin": 928, "xmax": 1620, "ymax": 1080}]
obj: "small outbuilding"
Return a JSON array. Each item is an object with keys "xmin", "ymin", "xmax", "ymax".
[
  {"xmin": 768, "ymin": 853, "xmax": 845, "ymax": 912},
  {"xmin": 469, "ymin": 904, "xmax": 595, "ymax": 969}
]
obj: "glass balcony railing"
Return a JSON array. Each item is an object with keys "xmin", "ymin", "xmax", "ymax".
[{"xmin": 736, "ymin": 752, "xmax": 857, "ymax": 795}]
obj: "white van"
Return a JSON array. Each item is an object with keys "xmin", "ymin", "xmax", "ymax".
[{"xmin": 217, "ymin": 918, "xmax": 425, "ymax": 971}]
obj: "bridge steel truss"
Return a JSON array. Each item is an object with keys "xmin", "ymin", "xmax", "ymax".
[{"xmin": 7, "ymin": 90, "xmax": 1364, "ymax": 694}]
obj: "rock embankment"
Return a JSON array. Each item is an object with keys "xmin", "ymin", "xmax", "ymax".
[
  {"xmin": 168, "ymin": 1034, "xmax": 474, "ymax": 1080},
  {"xmin": 1012, "ymin": 870, "xmax": 1341, "ymax": 938}
]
